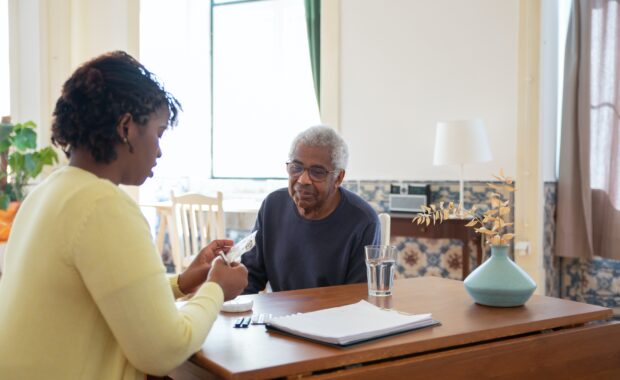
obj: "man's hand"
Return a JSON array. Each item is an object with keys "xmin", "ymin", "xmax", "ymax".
[
  {"xmin": 207, "ymin": 258, "xmax": 249, "ymax": 301},
  {"xmin": 178, "ymin": 239, "xmax": 233, "ymax": 295}
]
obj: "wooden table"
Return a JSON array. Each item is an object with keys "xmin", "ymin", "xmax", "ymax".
[
  {"xmin": 391, "ymin": 213, "xmax": 483, "ymax": 278},
  {"xmin": 169, "ymin": 277, "xmax": 620, "ymax": 379}
]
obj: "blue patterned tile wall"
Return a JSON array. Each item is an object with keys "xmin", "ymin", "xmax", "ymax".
[
  {"xmin": 343, "ymin": 180, "xmax": 512, "ymax": 216},
  {"xmin": 544, "ymin": 181, "xmax": 620, "ymax": 316},
  {"xmin": 543, "ymin": 182, "xmax": 561, "ymax": 297},
  {"xmin": 561, "ymin": 258, "xmax": 620, "ymax": 311},
  {"xmin": 353, "ymin": 179, "xmax": 620, "ymax": 313},
  {"xmin": 393, "ymin": 237, "xmax": 478, "ymax": 280},
  {"xmin": 344, "ymin": 180, "xmax": 504, "ymax": 280}
]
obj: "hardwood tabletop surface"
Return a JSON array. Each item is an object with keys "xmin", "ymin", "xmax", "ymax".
[{"xmin": 189, "ymin": 277, "xmax": 612, "ymax": 380}]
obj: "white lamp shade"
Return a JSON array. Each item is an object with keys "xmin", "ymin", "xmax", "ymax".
[{"xmin": 433, "ymin": 119, "xmax": 493, "ymax": 166}]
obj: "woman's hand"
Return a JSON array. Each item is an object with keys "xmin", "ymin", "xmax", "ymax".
[
  {"xmin": 177, "ymin": 239, "xmax": 234, "ymax": 295},
  {"xmin": 207, "ymin": 258, "xmax": 249, "ymax": 301}
]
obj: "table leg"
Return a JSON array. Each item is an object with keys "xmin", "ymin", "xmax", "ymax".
[{"xmin": 462, "ymin": 239, "xmax": 470, "ymax": 280}]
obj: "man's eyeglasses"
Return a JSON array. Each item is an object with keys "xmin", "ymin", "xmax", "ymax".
[{"xmin": 286, "ymin": 161, "xmax": 340, "ymax": 182}]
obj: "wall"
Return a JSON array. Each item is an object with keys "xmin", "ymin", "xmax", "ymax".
[
  {"xmin": 328, "ymin": 0, "xmax": 564, "ymax": 292},
  {"xmin": 337, "ymin": 0, "xmax": 519, "ymax": 181},
  {"xmin": 11, "ymin": 0, "xmax": 559, "ymax": 187},
  {"xmin": 9, "ymin": 0, "xmax": 139, "ymax": 198},
  {"xmin": 9, "ymin": 0, "xmax": 139, "ymax": 143},
  {"xmin": 540, "ymin": 0, "xmax": 561, "ymax": 183}
]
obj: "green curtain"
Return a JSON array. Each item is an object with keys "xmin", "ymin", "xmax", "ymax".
[{"xmin": 304, "ymin": 0, "xmax": 320, "ymax": 109}]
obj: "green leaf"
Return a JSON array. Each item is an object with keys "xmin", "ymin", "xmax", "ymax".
[
  {"xmin": 0, "ymin": 193, "xmax": 9, "ymax": 210},
  {"xmin": 12, "ymin": 128, "xmax": 37, "ymax": 151},
  {"xmin": 22, "ymin": 120, "xmax": 37, "ymax": 129},
  {"xmin": 24, "ymin": 153, "xmax": 38, "ymax": 178},
  {"xmin": 3, "ymin": 183, "xmax": 18, "ymax": 202},
  {"xmin": 0, "ymin": 123, "xmax": 13, "ymax": 154},
  {"xmin": 38, "ymin": 147, "xmax": 59, "ymax": 165},
  {"xmin": 0, "ymin": 140, "xmax": 11, "ymax": 153},
  {"xmin": 8, "ymin": 152, "xmax": 24, "ymax": 173},
  {"xmin": 0, "ymin": 121, "xmax": 58, "ymax": 203}
]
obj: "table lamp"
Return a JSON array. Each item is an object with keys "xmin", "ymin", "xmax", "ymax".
[{"xmin": 433, "ymin": 119, "xmax": 492, "ymax": 215}]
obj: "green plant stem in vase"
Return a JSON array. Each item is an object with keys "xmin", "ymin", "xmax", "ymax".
[{"xmin": 413, "ymin": 170, "xmax": 537, "ymax": 307}]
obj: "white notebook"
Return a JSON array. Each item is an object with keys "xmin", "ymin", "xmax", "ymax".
[{"xmin": 266, "ymin": 300, "xmax": 439, "ymax": 346}]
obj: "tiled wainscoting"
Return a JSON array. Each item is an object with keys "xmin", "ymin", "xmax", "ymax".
[
  {"xmin": 342, "ymin": 180, "xmax": 504, "ymax": 281},
  {"xmin": 347, "ymin": 180, "xmax": 619, "ymax": 315},
  {"xmin": 543, "ymin": 183, "xmax": 561, "ymax": 298},
  {"xmin": 543, "ymin": 182, "xmax": 620, "ymax": 315}
]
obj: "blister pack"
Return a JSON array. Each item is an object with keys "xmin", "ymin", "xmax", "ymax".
[{"xmin": 224, "ymin": 230, "xmax": 258, "ymax": 263}]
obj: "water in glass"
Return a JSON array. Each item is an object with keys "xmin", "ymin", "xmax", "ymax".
[{"xmin": 366, "ymin": 258, "xmax": 396, "ymax": 296}]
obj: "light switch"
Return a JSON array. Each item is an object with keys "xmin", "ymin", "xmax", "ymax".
[{"xmin": 515, "ymin": 241, "xmax": 530, "ymax": 256}]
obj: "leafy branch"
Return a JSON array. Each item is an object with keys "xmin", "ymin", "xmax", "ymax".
[
  {"xmin": 0, "ymin": 120, "xmax": 59, "ymax": 209},
  {"xmin": 412, "ymin": 170, "xmax": 515, "ymax": 246}
]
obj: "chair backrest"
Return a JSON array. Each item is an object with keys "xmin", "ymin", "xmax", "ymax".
[{"xmin": 169, "ymin": 191, "xmax": 225, "ymax": 273}]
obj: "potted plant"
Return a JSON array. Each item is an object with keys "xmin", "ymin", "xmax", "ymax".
[
  {"xmin": 0, "ymin": 117, "xmax": 59, "ymax": 240},
  {"xmin": 413, "ymin": 170, "xmax": 536, "ymax": 307}
]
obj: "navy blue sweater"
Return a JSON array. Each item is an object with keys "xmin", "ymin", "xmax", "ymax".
[{"xmin": 241, "ymin": 187, "xmax": 380, "ymax": 293}]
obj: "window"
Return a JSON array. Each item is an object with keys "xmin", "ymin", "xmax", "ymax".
[
  {"xmin": 555, "ymin": 0, "xmax": 572, "ymax": 178},
  {"xmin": 140, "ymin": 0, "xmax": 212, "ymax": 183},
  {"xmin": 0, "ymin": 0, "xmax": 10, "ymax": 117},
  {"xmin": 139, "ymin": 0, "xmax": 320, "ymax": 184},
  {"xmin": 211, "ymin": 0, "xmax": 320, "ymax": 178}
]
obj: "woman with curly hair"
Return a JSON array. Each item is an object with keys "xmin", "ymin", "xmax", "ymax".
[{"xmin": 0, "ymin": 51, "xmax": 248, "ymax": 379}]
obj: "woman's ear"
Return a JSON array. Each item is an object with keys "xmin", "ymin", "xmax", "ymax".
[
  {"xmin": 116, "ymin": 113, "xmax": 132, "ymax": 140},
  {"xmin": 116, "ymin": 113, "xmax": 134, "ymax": 153}
]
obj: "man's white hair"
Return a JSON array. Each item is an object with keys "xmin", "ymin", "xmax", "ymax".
[{"xmin": 288, "ymin": 125, "xmax": 349, "ymax": 170}]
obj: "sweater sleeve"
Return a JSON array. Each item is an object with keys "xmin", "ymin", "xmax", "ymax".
[
  {"xmin": 345, "ymin": 217, "xmax": 381, "ymax": 284},
  {"xmin": 169, "ymin": 274, "xmax": 187, "ymax": 299},
  {"xmin": 241, "ymin": 218, "xmax": 267, "ymax": 294},
  {"xmin": 72, "ymin": 193, "xmax": 223, "ymax": 376}
]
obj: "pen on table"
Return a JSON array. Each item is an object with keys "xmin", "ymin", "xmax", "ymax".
[
  {"xmin": 241, "ymin": 317, "xmax": 251, "ymax": 328},
  {"xmin": 234, "ymin": 317, "xmax": 251, "ymax": 328}
]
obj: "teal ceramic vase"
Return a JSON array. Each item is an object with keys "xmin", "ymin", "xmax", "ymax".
[{"xmin": 463, "ymin": 245, "xmax": 537, "ymax": 307}]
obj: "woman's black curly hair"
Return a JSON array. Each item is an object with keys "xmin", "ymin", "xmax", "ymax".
[{"xmin": 51, "ymin": 51, "xmax": 181, "ymax": 163}]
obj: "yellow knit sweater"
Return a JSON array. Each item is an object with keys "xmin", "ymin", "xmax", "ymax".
[{"xmin": 0, "ymin": 166, "xmax": 223, "ymax": 379}]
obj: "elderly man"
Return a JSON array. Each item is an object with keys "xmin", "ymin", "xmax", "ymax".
[{"xmin": 241, "ymin": 125, "xmax": 380, "ymax": 293}]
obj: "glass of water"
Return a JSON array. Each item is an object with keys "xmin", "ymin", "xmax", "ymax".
[{"xmin": 365, "ymin": 245, "xmax": 397, "ymax": 297}]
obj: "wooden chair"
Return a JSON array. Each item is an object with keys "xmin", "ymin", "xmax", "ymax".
[{"xmin": 168, "ymin": 191, "xmax": 226, "ymax": 273}]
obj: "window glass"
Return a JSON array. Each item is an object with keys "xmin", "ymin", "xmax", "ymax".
[
  {"xmin": 555, "ymin": 0, "xmax": 572, "ymax": 178},
  {"xmin": 211, "ymin": 0, "xmax": 320, "ymax": 178},
  {"xmin": 140, "ymin": 0, "xmax": 319, "ymax": 181},
  {"xmin": 140, "ymin": 0, "xmax": 212, "ymax": 182}
]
